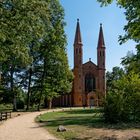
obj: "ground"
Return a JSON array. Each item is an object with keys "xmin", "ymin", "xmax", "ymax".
[
  {"xmin": 37, "ymin": 108, "xmax": 140, "ymax": 140},
  {"xmin": 0, "ymin": 108, "xmax": 140, "ymax": 140},
  {"xmin": 0, "ymin": 110, "xmax": 58, "ymax": 140}
]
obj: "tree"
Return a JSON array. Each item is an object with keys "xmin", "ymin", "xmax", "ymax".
[
  {"xmin": 97, "ymin": 0, "xmax": 140, "ymax": 43},
  {"xmin": 104, "ymin": 71, "xmax": 140, "ymax": 123},
  {"xmin": 35, "ymin": 0, "xmax": 73, "ymax": 110},
  {"xmin": 121, "ymin": 47, "xmax": 140, "ymax": 75},
  {"xmin": 0, "ymin": 0, "xmax": 50, "ymax": 111},
  {"xmin": 97, "ymin": 0, "xmax": 140, "ymax": 77},
  {"xmin": 106, "ymin": 66, "xmax": 125, "ymax": 92},
  {"xmin": 0, "ymin": 0, "xmax": 73, "ymax": 111},
  {"xmin": 97, "ymin": 0, "xmax": 140, "ymax": 123}
]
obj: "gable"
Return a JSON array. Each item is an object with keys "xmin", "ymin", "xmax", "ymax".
[
  {"xmin": 82, "ymin": 61, "xmax": 98, "ymax": 76},
  {"xmin": 83, "ymin": 61, "xmax": 97, "ymax": 69}
]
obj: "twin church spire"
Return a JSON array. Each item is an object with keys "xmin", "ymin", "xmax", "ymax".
[
  {"xmin": 74, "ymin": 19, "xmax": 105, "ymax": 68},
  {"xmin": 74, "ymin": 19, "xmax": 105, "ymax": 48}
]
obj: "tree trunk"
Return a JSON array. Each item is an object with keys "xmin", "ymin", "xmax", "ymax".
[
  {"xmin": 37, "ymin": 58, "xmax": 46, "ymax": 111},
  {"xmin": 10, "ymin": 65, "xmax": 17, "ymax": 112},
  {"xmin": 0, "ymin": 71, "xmax": 1, "ymax": 85},
  {"xmin": 48, "ymin": 99, "xmax": 52, "ymax": 109},
  {"xmin": 26, "ymin": 67, "xmax": 32, "ymax": 111},
  {"xmin": 44, "ymin": 97, "xmax": 48, "ymax": 108},
  {"xmin": 37, "ymin": 92, "xmax": 42, "ymax": 111},
  {"xmin": 0, "ymin": 65, "xmax": 2, "ymax": 85}
]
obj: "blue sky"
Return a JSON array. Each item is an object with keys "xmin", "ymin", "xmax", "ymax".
[{"xmin": 60, "ymin": 0, "xmax": 136, "ymax": 71}]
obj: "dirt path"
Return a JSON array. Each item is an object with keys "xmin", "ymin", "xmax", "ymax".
[{"xmin": 0, "ymin": 110, "xmax": 58, "ymax": 140}]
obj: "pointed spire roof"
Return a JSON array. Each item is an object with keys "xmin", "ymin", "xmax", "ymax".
[
  {"xmin": 97, "ymin": 23, "xmax": 105, "ymax": 48},
  {"xmin": 74, "ymin": 19, "xmax": 82, "ymax": 45}
]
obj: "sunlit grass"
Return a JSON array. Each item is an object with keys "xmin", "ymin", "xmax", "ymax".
[
  {"xmin": 36, "ymin": 108, "xmax": 104, "ymax": 139},
  {"xmin": 36, "ymin": 108, "xmax": 140, "ymax": 140}
]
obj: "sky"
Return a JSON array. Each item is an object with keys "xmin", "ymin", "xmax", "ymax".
[{"xmin": 60, "ymin": 0, "xmax": 136, "ymax": 72}]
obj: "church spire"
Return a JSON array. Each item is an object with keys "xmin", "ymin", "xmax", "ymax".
[
  {"xmin": 74, "ymin": 19, "xmax": 82, "ymax": 45},
  {"xmin": 97, "ymin": 23, "xmax": 105, "ymax": 48}
]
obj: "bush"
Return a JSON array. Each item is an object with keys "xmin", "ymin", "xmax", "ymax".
[
  {"xmin": 0, "ymin": 104, "xmax": 12, "ymax": 111},
  {"xmin": 104, "ymin": 92, "xmax": 123, "ymax": 123},
  {"xmin": 104, "ymin": 91, "xmax": 140, "ymax": 123}
]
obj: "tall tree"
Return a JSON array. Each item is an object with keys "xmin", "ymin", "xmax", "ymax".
[
  {"xmin": 0, "ymin": 0, "xmax": 73, "ymax": 111},
  {"xmin": 121, "ymin": 47, "xmax": 140, "ymax": 75},
  {"xmin": 0, "ymin": 0, "xmax": 53, "ymax": 110},
  {"xmin": 106, "ymin": 66, "xmax": 125, "ymax": 92},
  {"xmin": 36, "ymin": 0, "xmax": 73, "ymax": 110}
]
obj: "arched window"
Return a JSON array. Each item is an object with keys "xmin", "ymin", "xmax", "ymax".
[
  {"xmin": 79, "ymin": 48, "xmax": 81, "ymax": 53},
  {"xmin": 85, "ymin": 74, "xmax": 96, "ymax": 92},
  {"xmin": 76, "ymin": 48, "xmax": 78, "ymax": 54}
]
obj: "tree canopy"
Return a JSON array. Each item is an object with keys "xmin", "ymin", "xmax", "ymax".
[
  {"xmin": 97, "ymin": 0, "xmax": 140, "ymax": 45},
  {"xmin": 0, "ymin": 0, "xmax": 73, "ymax": 110}
]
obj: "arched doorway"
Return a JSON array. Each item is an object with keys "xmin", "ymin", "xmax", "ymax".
[{"xmin": 90, "ymin": 97, "xmax": 94, "ymax": 107}]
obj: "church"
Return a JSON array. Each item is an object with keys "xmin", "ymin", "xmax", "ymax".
[{"xmin": 52, "ymin": 19, "xmax": 106, "ymax": 107}]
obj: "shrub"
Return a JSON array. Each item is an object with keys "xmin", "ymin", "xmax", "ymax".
[
  {"xmin": 104, "ymin": 92, "xmax": 123, "ymax": 123},
  {"xmin": 104, "ymin": 91, "xmax": 140, "ymax": 123}
]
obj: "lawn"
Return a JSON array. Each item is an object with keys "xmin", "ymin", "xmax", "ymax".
[{"xmin": 36, "ymin": 108, "xmax": 140, "ymax": 140}]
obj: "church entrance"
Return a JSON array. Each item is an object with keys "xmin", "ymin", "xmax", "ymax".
[{"xmin": 89, "ymin": 97, "xmax": 94, "ymax": 107}]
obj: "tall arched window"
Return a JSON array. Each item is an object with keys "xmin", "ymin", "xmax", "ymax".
[{"xmin": 85, "ymin": 74, "xmax": 96, "ymax": 92}]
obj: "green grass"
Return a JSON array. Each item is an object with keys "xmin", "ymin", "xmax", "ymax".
[
  {"xmin": 36, "ymin": 108, "xmax": 104, "ymax": 140},
  {"xmin": 36, "ymin": 108, "xmax": 140, "ymax": 140}
]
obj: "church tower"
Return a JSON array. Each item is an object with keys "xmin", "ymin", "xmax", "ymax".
[
  {"xmin": 52, "ymin": 21, "xmax": 107, "ymax": 107},
  {"xmin": 73, "ymin": 19, "xmax": 83, "ymax": 106},
  {"xmin": 97, "ymin": 24, "xmax": 106, "ymax": 96}
]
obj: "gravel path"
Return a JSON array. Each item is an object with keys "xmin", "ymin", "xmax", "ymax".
[{"xmin": 0, "ymin": 110, "xmax": 58, "ymax": 140}]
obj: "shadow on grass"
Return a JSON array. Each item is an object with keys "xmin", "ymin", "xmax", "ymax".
[
  {"xmin": 39, "ymin": 114, "xmax": 140, "ymax": 130},
  {"xmin": 64, "ymin": 108, "xmax": 103, "ymax": 115}
]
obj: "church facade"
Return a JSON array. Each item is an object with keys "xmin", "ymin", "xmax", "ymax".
[
  {"xmin": 52, "ymin": 19, "xmax": 106, "ymax": 107},
  {"xmin": 72, "ymin": 19, "xmax": 106, "ymax": 107}
]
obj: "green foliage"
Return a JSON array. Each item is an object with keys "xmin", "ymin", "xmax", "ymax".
[
  {"xmin": 121, "ymin": 45, "xmax": 140, "ymax": 75},
  {"xmin": 106, "ymin": 66, "xmax": 125, "ymax": 91},
  {"xmin": 97, "ymin": 0, "xmax": 140, "ymax": 123},
  {"xmin": 97, "ymin": 0, "xmax": 113, "ymax": 6},
  {"xmin": 104, "ymin": 72, "xmax": 140, "ymax": 123},
  {"xmin": 0, "ymin": 0, "xmax": 50, "ymax": 110},
  {"xmin": 104, "ymin": 92, "xmax": 124, "ymax": 123},
  {"xmin": 16, "ymin": 99, "xmax": 24, "ymax": 109},
  {"xmin": 0, "ymin": 103, "xmax": 12, "ymax": 111},
  {"xmin": 0, "ymin": 0, "xmax": 73, "ymax": 110},
  {"xmin": 31, "ymin": 0, "xmax": 73, "ymax": 109},
  {"xmin": 97, "ymin": 0, "xmax": 140, "ymax": 45}
]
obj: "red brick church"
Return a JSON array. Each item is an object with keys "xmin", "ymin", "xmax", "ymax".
[{"xmin": 52, "ymin": 19, "xmax": 106, "ymax": 107}]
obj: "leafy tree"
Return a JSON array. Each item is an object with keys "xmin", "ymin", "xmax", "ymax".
[
  {"xmin": 97, "ymin": 0, "xmax": 140, "ymax": 44},
  {"xmin": 0, "ymin": 0, "xmax": 50, "ymax": 111},
  {"xmin": 104, "ymin": 71, "xmax": 140, "ymax": 123},
  {"xmin": 96, "ymin": 0, "xmax": 140, "ymax": 123},
  {"xmin": 121, "ymin": 46, "xmax": 140, "ymax": 75},
  {"xmin": 106, "ymin": 66, "xmax": 125, "ymax": 92},
  {"xmin": 97, "ymin": 0, "xmax": 140, "ymax": 75},
  {"xmin": 34, "ymin": 0, "xmax": 73, "ymax": 110},
  {"xmin": 0, "ymin": 0, "xmax": 73, "ymax": 111}
]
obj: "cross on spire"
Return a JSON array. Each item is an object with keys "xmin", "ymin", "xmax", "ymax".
[
  {"xmin": 98, "ymin": 23, "xmax": 105, "ymax": 48},
  {"xmin": 74, "ymin": 19, "xmax": 82, "ymax": 45}
]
